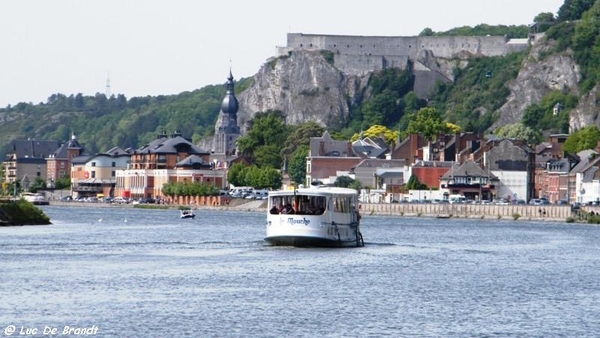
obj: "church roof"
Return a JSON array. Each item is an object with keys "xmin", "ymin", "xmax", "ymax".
[
  {"xmin": 137, "ymin": 131, "xmax": 209, "ymax": 155},
  {"xmin": 220, "ymin": 70, "xmax": 239, "ymax": 116}
]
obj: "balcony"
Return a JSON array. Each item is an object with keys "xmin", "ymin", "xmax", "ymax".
[{"xmin": 73, "ymin": 185, "xmax": 103, "ymax": 192}]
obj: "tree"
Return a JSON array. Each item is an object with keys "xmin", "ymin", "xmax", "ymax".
[
  {"xmin": 288, "ymin": 145, "xmax": 308, "ymax": 185},
  {"xmin": 226, "ymin": 163, "xmax": 283, "ymax": 189},
  {"xmin": 236, "ymin": 110, "xmax": 290, "ymax": 167},
  {"xmin": 403, "ymin": 107, "xmax": 447, "ymax": 141},
  {"xmin": 406, "ymin": 175, "xmax": 427, "ymax": 190},
  {"xmin": 563, "ymin": 125, "xmax": 600, "ymax": 154},
  {"xmin": 534, "ymin": 12, "xmax": 556, "ymax": 23},
  {"xmin": 419, "ymin": 28, "xmax": 434, "ymax": 36},
  {"xmin": 227, "ymin": 163, "xmax": 247, "ymax": 187},
  {"xmin": 281, "ymin": 121, "xmax": 325, "ymax": 157},
  {"xmin": 333, "ymin": 176, "xmax": 360, "ymax": 190},
  {"xmin": 558, "ymin": 0, "xmax": 596, "ymax": 21},
  {"xmin": 253, "ymin": 144, "xmax": 283, "ymax": 169},
  {"xmin": 494, "ymin": 123, "xmax": 541, "ymax": 145},
  {"xmin": 351, "ymin": 124, "xmax": 399, "ymax": 147}
]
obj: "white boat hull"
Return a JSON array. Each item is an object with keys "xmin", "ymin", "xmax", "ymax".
[{"xmin": 265, "ymin": 214, "xmax": 363, "ymax": 248}]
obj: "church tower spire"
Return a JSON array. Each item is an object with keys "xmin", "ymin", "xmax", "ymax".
[{"xmin": 213, "ymin": 70, "xmax": 241, "ymax": 156}]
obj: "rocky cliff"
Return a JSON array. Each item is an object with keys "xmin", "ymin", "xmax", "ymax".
[
  {"xmin": 236, "ymin": 51, "xmax": 368, "ymax": 133},
  {"xmin": 493, "ymin": 35, "xmax": 581, "ymax": 130},
  {"xmin": 238, "ymin": 33, "xmax": 595, "ymax": 134}
]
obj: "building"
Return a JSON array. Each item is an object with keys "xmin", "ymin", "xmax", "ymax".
[
  {"xmin": 564, "ymin": 150, "xmax": 597, "ymax": 203},
  {"xmin": 46, "ymin": 133, "xmax": 84, "ymax": 188},
  {"xmin": 71, "ymin": 147, "xmax": 131, "ymax": 199},
  {"xmin": 439, "ymin": 160, "xmax": 498, "ymax": 201},
  {"xmin": 212, "ymin": 70, "xmax": 241, "ymax": 158},
  {"xmin": 115, "ymin": 131, "xmax": 218, "ymax": 200},
  {"xmin": 306, "ymin": 131, "xmax": 361, "ymax": 185},
  {"xmin": 476, "ymin": 139, "xmax": 534, "ymax": 202},
  {"xmin": 3, "ymin": 138, "xmax": 60, "ymax": 188}
]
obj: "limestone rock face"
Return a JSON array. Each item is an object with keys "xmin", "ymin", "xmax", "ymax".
[
  {"xmin": 236, "ymin": 50, "xmax": 366, "ymax": 133},
  {"xmin": 493, "ymin": 36, "xmax": 580, "ymax": 130},
  {"xmin": 570, "ymin": 85, "xmax": 600, "ymax": 131},
  {"xmin": 237, "ymin": 34, "xmax": 598, "ymax": 134}
]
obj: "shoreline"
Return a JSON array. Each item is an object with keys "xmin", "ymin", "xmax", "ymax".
[{"xmin": 45, "ymin": 200, "xmax": 591, "ymax": 222}]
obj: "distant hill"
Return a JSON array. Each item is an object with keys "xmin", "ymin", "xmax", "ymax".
[
  {"xmin": 2, "ymin": 0, "xmax": 599, "ymax": 158},
  {"xmin": 0, "ymin": 78, "xmax": 252, "ymax": 157}
]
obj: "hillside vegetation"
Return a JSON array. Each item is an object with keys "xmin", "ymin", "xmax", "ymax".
[{"xmin": 1, "ymin": 0, "xmax": 599, "ymax": 158}]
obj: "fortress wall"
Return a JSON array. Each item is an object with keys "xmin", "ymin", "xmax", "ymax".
[{"xmin": 285, "ymin": 33, "xmax": 529, "ymax": 60}]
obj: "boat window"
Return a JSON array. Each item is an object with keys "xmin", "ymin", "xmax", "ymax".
[
  {"xmin": 333, "ymin": 196, "xmax": 350, "ymax": 213},
  {"xmin": 295, "ymin": 195, "xmax": 326, "ymax": 215},
  {"xmin": 269, "ymin": 195, "xmax": 326, "ymax": 215}
]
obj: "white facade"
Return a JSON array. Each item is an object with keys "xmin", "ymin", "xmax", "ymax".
[
  {"xmin": 492, "ymin": 170, "xmax": 528, "ymax": 201},
  {"xmin": 576, "ymin": 173, "xmax": 600, "ymax": 204}
]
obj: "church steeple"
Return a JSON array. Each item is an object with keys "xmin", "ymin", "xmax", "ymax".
[
  {"xmin": 220, "ymin": 69, "xmax": 239, "ymax": 123},
  {"xmin": 213, "ymin": 70, "xmax": 241, "ymax": 156}
]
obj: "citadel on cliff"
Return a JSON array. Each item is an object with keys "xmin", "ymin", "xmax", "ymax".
[{"xmin": 276, "ymin": 33, "xmax": 532, "ymax": 97}]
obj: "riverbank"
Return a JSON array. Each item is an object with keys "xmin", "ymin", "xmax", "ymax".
[{"xmin": 46, "ymin": 199, "xmax": 589, "ymax": 222}]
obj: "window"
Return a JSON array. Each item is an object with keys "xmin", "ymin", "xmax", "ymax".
[
  {"xmin": 112, "ymin": 162, "xmax": 116, "ymax": 167},
  {"xmin": 111, "ymin": 171, "xmax": 115, "ymax": 177},
  {"xmin": 91, "ymin": 162, "xmax": 96, "ymax": 167},
  {"xmin": 91, "ymin": 171, "xmax": 96, "ymax": 178},
  {"xmin": 60, "ymin": 163, "xmax": 65, "ymax": 168}
]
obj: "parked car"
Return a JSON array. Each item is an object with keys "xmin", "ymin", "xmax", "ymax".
[{"xmin": 529, "ymin": 198, "xmax": 549, "ymax": 205}]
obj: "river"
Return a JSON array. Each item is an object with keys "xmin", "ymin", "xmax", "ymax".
[{"xmin": 0, "ymin": 205, "xmax": 599, "ymax": 337}]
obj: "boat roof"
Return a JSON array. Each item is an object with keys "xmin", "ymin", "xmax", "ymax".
[{"xmin": 268, "ymin": 186, "xmax": 358, "ymax": 197}]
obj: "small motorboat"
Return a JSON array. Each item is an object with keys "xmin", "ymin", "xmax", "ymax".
[{"xmin": 180, "ymin": 208, "xmax": 195, "ymax": 219}]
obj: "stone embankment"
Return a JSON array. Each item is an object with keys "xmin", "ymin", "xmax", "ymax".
[
  {"xmin": 360, "ymin": 203, "xmax": 573, "ymax": 222},
  {"xmin": 48, "ymin": 199, "xmax": 589, "ymax": 222}
]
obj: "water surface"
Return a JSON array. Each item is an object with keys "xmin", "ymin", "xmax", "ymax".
[{"xmin": 0, "ymin": 206, "xmax": 599, "ymax": 337}]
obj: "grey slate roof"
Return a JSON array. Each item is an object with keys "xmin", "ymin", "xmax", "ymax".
[
  {"xmin": 137, "ymin": 133, "xmax": 208, "ymax": 155},
  {"xmin": 175, "ymin": 155, "xmax": 212, "ymax": 169},
  {"xmin": 441, "ymin": 160, "xmax": 498, "ymax": 180},
  {"xmin": 51, "ymin": 135, "xmax": 83, "ymax": 158},
  {"xmin": 9, "ymin": 139, "xmax": 60, "ymax": 159}
]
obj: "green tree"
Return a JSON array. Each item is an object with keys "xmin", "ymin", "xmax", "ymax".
[
  {"xmin": 572, "ymin": 0, "xmax": 600, "ymax": 91},
  {"xmin": 351, "ymin": 124, "xmax": 399, "ymax": 147},
  {"xmin": 281, "ymin": 121, "xmax": 325, "ymax": 157},
  {"xmin": 333, "ymin": 176, "xmax": 360, "ymax": 189},
  {"xmin": 288, "ymin": 145, "xmax": 308, "ymax": 185},
  {"xmin": 406, "ymin": 175, "xmax": 427, "ymax": 190},
  {"xmin": 563, "ymin": 125, "xmax": 600, "ymax": 154},
  {"xmin": 534, "ymin": 12, "xmax": 556, "ymax": 23},
  {"xmin": 494, "ymin": 123, "xmax": 542, "ymax": 145},
  {"xmin": 403, "ymin": 107, "xmax": 447, "ymax": 141},
  {"xmin": 236, "ymin": 110, "xmax": 290, "ymax": 167},
  {"xmin": 558, "ymin": 0, "xmax": 596, "ymax": 21},
  {"xmin": 253, "ymin": 144, "xmax": 283, "ymax": 169},
  {"xmin": 227, "ymin": 163, "xmax": 247, "ymax": 187},
  {"xmin": 419, "ymin": 28, "xmax": 434, "ymax": 36}
]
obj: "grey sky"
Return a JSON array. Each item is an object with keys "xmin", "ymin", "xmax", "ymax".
[{"xmin": 0, "ymin": 0, "xmax": 564, "ymax": 108}]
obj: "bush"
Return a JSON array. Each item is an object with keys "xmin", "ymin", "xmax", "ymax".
[
  {"xmin": 512, "ymin": 213, "xmax": 521, "ymax": 220},
  {"xmin": 587, "ymin": 214, "xmax": 600, "ymax": 224}
]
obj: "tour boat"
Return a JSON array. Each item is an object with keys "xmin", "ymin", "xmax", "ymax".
[
  {"xmin": 265, "ymin": 185, "xmax": 364, "ymax": 247},
  {"xmin": 21, "ymin": 192, "xmax": 49, "ymax": 205},
  {"xmin": 180, "ymin": 208, "xmax": 195, "ymax": 219}
]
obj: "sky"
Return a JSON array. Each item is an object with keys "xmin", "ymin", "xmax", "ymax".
[{"xmin": 0, "ymin": 0, "xmax": 565, "ymax": 108}]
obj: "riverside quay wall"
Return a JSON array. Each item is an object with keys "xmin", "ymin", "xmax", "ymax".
[{"xmin": 359, "ymin": 203, "xmax": 573, "ymax": 221}]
